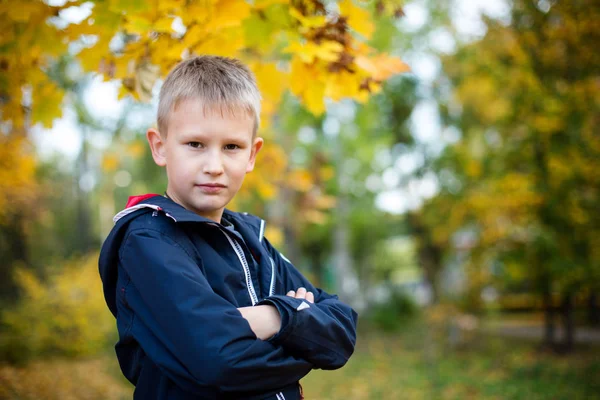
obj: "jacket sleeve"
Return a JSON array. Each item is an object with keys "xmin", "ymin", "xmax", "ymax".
[
  {"xmin": 118, "ymin": 228, "xmax": 313, "ymax": 395},
  {"xmin": 257, "ymin": 238, "xmax": 358, "ymax": 370}
]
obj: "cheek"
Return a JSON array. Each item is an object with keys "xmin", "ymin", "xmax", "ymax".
[
  {"xmin": 168, "ymin": 157, "xmax": 194, "ymax": 180},
  {"xmin": 228, "ymin": 158, "xmax": 251, "ymax": 180}
]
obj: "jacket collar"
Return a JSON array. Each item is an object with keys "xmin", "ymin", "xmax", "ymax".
[{"xmin": 113, "ymin": 194, "xmax": 256, "ymax": 229}]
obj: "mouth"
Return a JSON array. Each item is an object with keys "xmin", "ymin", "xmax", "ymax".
[
  {"xmin": 197, "ymin": 183, "xmax": 227, "ymax": 188},
  {"xmin": 196, "ymin": 183, "xmax": 227, "ymax": 193}
]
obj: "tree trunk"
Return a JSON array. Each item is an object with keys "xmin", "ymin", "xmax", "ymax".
[
  {"xmin": 542, "ymin": 284, "xmax": 555, "ymax": 348},
  {"xmin": 307, "ymin": 246, "xmax": 325, "ymax": 288},
  {"xmin": 407, "ymin": 212, "xmax": 442, "ymax": 304},
  {"xmin": 561, "ymin": 292, "xmax": 575, "ymax": 352},
  {"xmin": 332, "ymin": 193, "xmax": 361, "ymax": 309},
  {"xmin": 74, "ymin": 127, "xmax": 94, "ymax": 253},
  {"xmin": 0, "ymin": 213, "xmax": 29, "ymax": 302},
  {"xmin": 588, "ymin": 292, "xmax": 600, "ymax": 326}
]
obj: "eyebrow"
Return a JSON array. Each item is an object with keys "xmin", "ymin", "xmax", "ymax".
[{"xmin": 178, "ymin": 131, "xmax": 251, "ymax": 143}]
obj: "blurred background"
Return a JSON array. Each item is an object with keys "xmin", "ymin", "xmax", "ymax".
[{"xmin": 1, "ymin": 0, "xmax": 599, "ymax": 398}]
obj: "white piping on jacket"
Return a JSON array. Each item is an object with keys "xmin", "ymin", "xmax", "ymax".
[
  {"xmin": 258, "ymin": 219, "xmax": 265, "ymax": 242},
  {"xmin": 269, "ymin": 257, "xmax": 276, "ymax": 297},
  {"xmin": 220, "ymin": 229, "xmax": 259, "ymax": 306},
  {"xmin": 276, "ymin": 392, "xmax": 286, "ymax": 400},
  {"xmin": 113, "ymin": 204, "xmax": 177, "ymax": 223}
]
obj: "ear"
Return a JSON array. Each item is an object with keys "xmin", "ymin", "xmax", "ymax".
[
  {"xmin": 246, "ymin": 137, "xmax": 264, "ymax": 173},
  {"xmin": 146, "ymin": 128, "xmax": 167, "ymax": 167}
]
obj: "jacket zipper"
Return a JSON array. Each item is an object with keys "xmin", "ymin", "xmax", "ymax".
[
  {"xmin": 269, "ymin": 257, "xmax": 276, "ymax": 297},
  {"xmin": 220, "ymin": 229, "xmax": 259, "ymax": 306}
]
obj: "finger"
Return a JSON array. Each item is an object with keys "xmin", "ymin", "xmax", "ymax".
[
  {"xmin": 295, "ymin": 287, "xmax": 307, "ymax": 299},
  {"xmin": 305, "ymin": 291, "xmax": 315, "ymax": 303},
  {"xmin": 287, "ymin": 290, "xmax": 295, "ymax": 297}
]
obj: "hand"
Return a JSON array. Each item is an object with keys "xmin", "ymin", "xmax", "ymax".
[
  {"xmin": 286, "ymin": 287, "xmax": 314, "ymax": 303},
  {"xmin": 237, "ymin": 305, "xmax": 281, "ymax": 340}
]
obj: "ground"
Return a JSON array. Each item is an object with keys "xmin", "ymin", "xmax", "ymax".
[{"xmin": 1, "ymin": 313, "xmax": 599, "ymax": 399}]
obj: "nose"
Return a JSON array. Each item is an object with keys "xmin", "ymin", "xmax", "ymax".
[{"xmin": 202, "ymin": 148, "xmax": 224, "ymax": 176}]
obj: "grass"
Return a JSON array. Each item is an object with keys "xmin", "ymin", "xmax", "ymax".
[
  {"xmin": 1, "ymin": 315, "xmax": 598, "ymax": 399},
  {"xmin": 301, "ymin": 318, "xmax": 600, "ymax": 400}
]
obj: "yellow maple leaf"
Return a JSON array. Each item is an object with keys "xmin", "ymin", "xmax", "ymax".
[
  {"xmin": 289, "ymin": 170, "xmax": 314, "ymax": 192},
  {"xmin": 254, "ymin": 0, "xmax": 288, "ymax": 10},
  {"xmin": 355, "ymin": 53, "xmax": 410, "ymax": 81},
  {"xmin": 289, "ymin": 7, "xmax": 327, "ymax": 29},
  {"xmin": 111, "ymin": 56, "xmax": 135, "ymax": 79},
  {"xmin": 203, "ymin": 0, "xmax": 252, "ymax": 31},
  {"xmin": 78, "ymin": 36, "xmax": 112, "ymax": 73},
  {"xmin": 157, "ymin": 0, "xmax": 187, "ymax": 13},
  {"xmin": 7, "ymin": 2, "xmax": 42, "ymax": 23},
  {"xmin": 285, "ymin": 40, "xmax": 344, "ymax": 64},
  {"xmin": 153, "ymin": 16, "xmax": 175, "ymax": 33},
  {"xmin": 134, "ymin": 61, "xmax": 161, "ymax": 102},
  {"xmin": 31, "ymin": 81, "xmax": 64, "ymax": 128},
  {"xmin": 108, "ymin": 0, "xmax": 148, "ymax": 14},
  {"xmin": 289, "ymin": 58, "xmax": 326, "ymax": 114},
  {"xmin": 193, "ymin": 28, "xmax": 245, "ymax": 57},
  {"xmin": 339, "ymin": 0, "xmax": 374, "ymax": 39},
  {"xmin": 251, "ymin": 62, "xmax": 289, "ymax": 117},
  {"xmin": 325, "ymin": 69, "xmax": 361, "ymax": 101},
  {"xmin": 289, "ymin": 57, "xmax": 313, "ymax": 97},
  {"xmin": 304, "ymin": 81, "xmax": 326, "ymax": 115},
  {"xmin": 124, "ymin": 15, "xmax": 153, "ymax": 35},
  {"xmin": 0, "ymin": 27, "xmax": 16, "ymax": 46}
]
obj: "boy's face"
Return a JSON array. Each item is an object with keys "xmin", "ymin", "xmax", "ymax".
[{"xmin": 147, "ymin": 98, "xmax": 263, "ymax": 222}]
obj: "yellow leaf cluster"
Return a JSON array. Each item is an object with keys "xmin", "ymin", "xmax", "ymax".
[
  {"xmin": 1, "ymin": 253, "xmax": 114, "ymax": 358},
  {"xmin": 286, "ymin": 40, "xmax": 344, "ymax": 63},
  {"xmin": 239, "ymin": 142, "xmax": 287, "ymax": 201},
  {"xmin": 338, "ymin": 0, "xmax": 374, "ymax": 39},
  {"xmin": 289, "ymin": 7, "xmax": 327, "ymax": 29},
  {"xmin": 3, "ymin": 0, "xmax": 408, "ymax": 135},
  {"xmin": 250, "ymin": 61, "xmax": 289, "ymax": 119},
  {"xmin": 289, "ymin": 169, "xmax": 314, "ymax": 192},
  {"xmin": 355, "ymin": 53, "xmax": 410, "ymax": 82},
  {"xmin": 0, "ymin": 0, "xmax": 68, "ymax": 130},
  {"xmin": 0, "ymin": 136, "xmax": 37, "ymax": 223},
  {"xmin": 285, "ymin": 3, "xmax": 407, "ymax": 114}
]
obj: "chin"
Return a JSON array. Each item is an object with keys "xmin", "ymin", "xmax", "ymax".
[{"xmin": 193, "ymin": 203, "xmax": 227, "ymax": 214}]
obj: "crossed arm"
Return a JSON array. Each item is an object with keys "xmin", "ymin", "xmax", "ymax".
[{"xmin": 238, "ymin": 288, "xmax": 314, "ymax": 340}]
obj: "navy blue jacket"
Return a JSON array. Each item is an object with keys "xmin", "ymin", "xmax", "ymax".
[{"xmin": 98, "ymin": 195, "xmax": 358, "ymax": 399}]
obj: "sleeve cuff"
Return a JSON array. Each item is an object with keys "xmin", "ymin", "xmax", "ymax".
[{"xmin": 257, "ymin": 295, "xmax": 306, "ymax": 344}]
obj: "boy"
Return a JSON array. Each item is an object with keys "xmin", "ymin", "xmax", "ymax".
[{"xmin": 99, "ymin": 56, "xmax": 358, "ymax": 400}]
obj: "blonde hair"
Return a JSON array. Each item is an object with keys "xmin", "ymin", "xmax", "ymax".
[{"xmin": 157, "ymin": 56, "xmax": 261, "ymax": 136}]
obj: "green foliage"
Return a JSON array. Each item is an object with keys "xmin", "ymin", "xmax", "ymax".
[
  {"xmin": 0, "ymin": 253, "xmax": 114, "ymax": 364},
  {"xmin": 422, "ymin": 0, "xmax": 600, "ymax": 310},
  {"xmin": 368, "ymin": 289, "xmax": 419, "ymax": 332}
]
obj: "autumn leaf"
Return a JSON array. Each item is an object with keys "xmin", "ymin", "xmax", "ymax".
[
  {"xmin": 285, "ymin": 40, "xmax": 344, "ymax": 63},
  {"xmin": 339, "ymin": 0, "xmax": 375, "ymax": 39},
  {"xmin": 355, "ymin": 53, "xmax": 410, "ymax": 81},
  {"xmin": 289, "ymin": 7, "xmax": 327, "ymax": 29}
]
